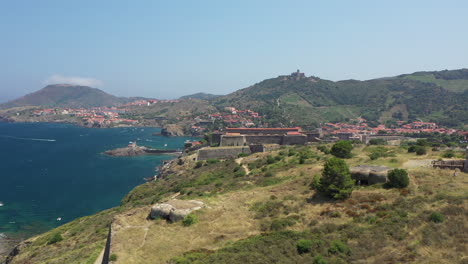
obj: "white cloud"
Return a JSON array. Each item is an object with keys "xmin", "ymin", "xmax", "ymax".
[{"xmin": 43, "ymin": 74, "xmax": 103, "ymax": 87}]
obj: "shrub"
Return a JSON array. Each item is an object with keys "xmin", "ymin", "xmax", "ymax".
[
  {"xmin": 328, "ymin": 240, "xmax": 351, "ymax": 256},
  {"xmin": 206, "ymin": 159, "xmax": 219, "ymax": 164},
  {"xmin": 310, "ymin": 174, "xmax": 321, "ymax": 190},
  {"xmin": 237, "ymin": 152, "xmax": 249, "ymax": 158},
  {"xmin": 369, "ymin": 138, "xmax": 386, "ymax": 145},
  {"xmin": 330, "ymin": 141, "xmax": 353, "ymax": 159},
  {"xmin": 442, "ymin": 150, "xmax": 455, "ymax": 158},
  {"xmin": 429, "ymin": 212, "xmax": 444, "ymax": 223},
  {"xmin": 313, "ymin": 255, "xmax": 328, "ymax": 264},
  {"xmin": 47, "ymin": 233, "xmax": 63, "ymax": 245},
  {"xmin": 109, "ymin": 254, "xmax": 118, "ymax": 262},
  {"xmin": 416, "ymin": 147, "xmax": 427, "ymax": 155},
  {"xmin": 182, "ymin": 214, "xmax": 198, "ymax": 226},
  {"xmin": 234, "ymin": 170, "xmax": 246, "ymax": 177},
  {"xmin": 270, "ymin": 218, "xmax": 296, "ymax": 231},
  {"xmin": 407, "ymin": 145, "xmax": 417, "ymax": 153},
  {"xmin": 266, "ymin": 155, "xmax": 276, "ymax": 164},
  {"xmin": 296, "ymin": 239, "xmax": 313, "ymax": 254},
  {"xmin": 194, "ymin": 161, "xmax": 204, "ymax": 169},
  {"xmin": 408, "ymin": 145, "xmax": 426, "ymax": 155},
  {"xmin": 386, "ymin": 169, "xmax": 409, "ymax": 188},
  {"xmin": 416, "ymin": 139, "xmax": 429, "ymax": 146},
  {"xmin": 317, "ymin": 145, "xmax": 330, "ymax": 154},
  {"xmin": 318, "ymin": 158, "xmax": 354, "ymax": 200}
]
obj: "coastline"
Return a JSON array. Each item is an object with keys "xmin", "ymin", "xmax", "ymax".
[{"xmin": 0, "ymin": 122, "xmax": 195, "ymax": 261}]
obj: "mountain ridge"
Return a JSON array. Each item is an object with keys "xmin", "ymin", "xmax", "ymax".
[{"xmin": 0, "ymin": 84, "xmax": 129, "ymax": 109}]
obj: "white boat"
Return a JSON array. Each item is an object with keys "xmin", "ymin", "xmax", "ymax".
[
  {"xmin": 0, "ymin": 202, "xmax": 3, "ymax": 207},
  {"xmin": 56, "ymin": 217, "xmax": 62, "ymax": 221}
]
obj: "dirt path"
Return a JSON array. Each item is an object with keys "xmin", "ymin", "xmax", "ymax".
[{"xmin": 235, "ymin": 158, "xmax": 250, "ymax": 175}]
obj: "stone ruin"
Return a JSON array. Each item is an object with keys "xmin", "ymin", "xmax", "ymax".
[
  {"xmin": 432, "ymin": 147, "xmax": 468, "ymax": 172},
  {"xmin": 350, "ymin": 165, "xmax": 392, "ymax": 185},
  {"xmin": 149, "ymin": 199, "xmax": 204, "ymax": 222}
]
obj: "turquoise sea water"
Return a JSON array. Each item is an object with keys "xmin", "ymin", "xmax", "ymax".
[{"xmin": 0, "ymin": 122, "xmax": 193, "ymax": 239}]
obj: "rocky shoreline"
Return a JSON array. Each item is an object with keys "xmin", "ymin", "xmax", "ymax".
[{"xmin": 0, "ymin": 234, "xmax": 21, "ymax": 263}]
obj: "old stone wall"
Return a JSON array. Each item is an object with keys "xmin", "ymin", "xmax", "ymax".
[
  {"xmin": 282, "ymin": 134, "xmax": 307, "ymax": 145},
  {"xmin": 197, "ymin": 146, "xmax": 251, "ymax": 160},
  {"xmin": 305, "ymin": 133, "xmax": 321, "ymax": 142},
  {"xmin": 244, "ymin": 135, "xmax": 283, "ymax": 145},
  {"xmin": 220, "ymin": 135, "xmax": 246, "ymax": 146}
]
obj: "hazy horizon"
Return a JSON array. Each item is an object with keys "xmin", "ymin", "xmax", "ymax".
[{"xmin": 1, "ymin": 0, "xmax": 467, "ymax": 101}]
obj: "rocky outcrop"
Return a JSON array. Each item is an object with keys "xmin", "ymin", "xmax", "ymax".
[
  {"xmin": 103, "ymin": 146, "xmax": 147, "ymax": 157},
  {"xmin": 4, "ymin": 240, "xmax": 31, "ymax": 264},
  {"xmin": 350, "ymin": 165, "xmax": 392, "ymax": 184},
  {"xmin": 161, "ymin": 124, "xmax": 185, "ymax": 137},
  {"xmin": 150, "ymin": 199, "xmax": 204, "ymax": 222}
]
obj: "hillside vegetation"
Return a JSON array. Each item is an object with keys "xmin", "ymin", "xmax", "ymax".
[
  {"xmin": 6, "ymin": 144, "xmax": 467, "ymax": 264},
  {"xmin": 214, "ymin": 69, "xmax": 468, "ymax": 128}
]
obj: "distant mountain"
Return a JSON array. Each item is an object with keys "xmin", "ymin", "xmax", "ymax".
[
  {"xmin": 179, "ymin": 92, "xmax": 221, "ymax": 100},
  {"xmin": 0, "ymin": 84, "xmax": 128, "ymax": 109},
  {"xmin": 214, "ymin": 69, "xmax": 468, "ymax": 128}
]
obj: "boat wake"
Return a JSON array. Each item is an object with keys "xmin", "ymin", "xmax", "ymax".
[{"xmin": 0, "ymin": 135, "xmax": 56, "ymax": 142}]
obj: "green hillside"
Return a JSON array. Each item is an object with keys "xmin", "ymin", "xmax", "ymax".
[
  {"xmin": 5, "ymin": 145, "xmax": 467, "ymax": 264},
  {"xmin": 0, "ymin": 84, "xmax": 130, "ymax": 109},
  {"xmin": 214, "ymin": 69, "xmax": 468, "ymax": 128},
  {"xmin": 398, "ymin": 69, "xmax": 468, "ymax": 93}
]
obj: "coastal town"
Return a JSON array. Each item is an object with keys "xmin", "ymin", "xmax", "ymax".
[{"xmin": 24, "ymin": 102, "xmax": 468, "ymax": 141}]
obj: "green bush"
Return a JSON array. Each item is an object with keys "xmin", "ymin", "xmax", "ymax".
[
  {"xmin": 386, "ymin": 169, "xmax": 409, "ymax": 188},
  {"xmin": 317, "ymin": 145, "xmax": 330, "ymax": 154},
  {"xmin": 408, "ymin": 145, "xmax": 426, "ymax": 155},
  {"xmin": 182, "ymin": 214, "xmax": 198, "ymax": 226},
  {"xmin": 194, "ymin": 161, "xmax": 204, "ymax": 169},
  {"xmin": 238, "ymin": 152, "xmax": 249, "ymax": 158},
  {"xmin": 318, "ymin": 158, "xmax": 354, "ymax": 200},
  {"xmin": 442, "ymin": 150, "xmax": 455, "ymax": 158},
  {"xmin": 416, "ymin": 147, "xmax": 427, "ymax": 155},
  {"xmin": 47, "ymin": 232, "xmax": 63, "ymax": 245},
  {"xmin": 369, "ymin": 138, "xmax": 386, "ymax": 145},
  {"xmin": 270, "ymin": 218, "xmax": 296, "ymax": 231},
  {"xmin": 234, "ymin": 170, "xmax": 246, "ymax": 177},
  {"xmin": 330, "ymin": 141, "xmax": 353, "ymax": 159},
  {"xmin": 313, "ymin": 255, "xmax": 328, "ymax": 264},
  {"xmin": 328, "ymin": 240, "xmax": 351, "ymax": 256},
  {"xmin": 429, "ymin": 212, "xmax": 444, "ymax": 223},
  {"xmin": 266, "ymin": 155, "xmax": 276, "ymax": 164},
  {"xmin": 109, "ymin": 254, "xmax": 118, "ymax": 262},
  {"xmin": 206, "ymin": 159, "xmax": 219, "ymax": 164},
  {"xmin": 310, "ymin": 174, "xmax": 321, "ymax": 190},
  {"xmin": 296, "ymin": 239, "xmax": 313, "ymax": 254}
]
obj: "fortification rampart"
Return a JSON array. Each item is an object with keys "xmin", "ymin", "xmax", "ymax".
[
  {"xmin": 197, "ymin": 146, "xmax": 251, "ymax": 160},
  {"xmin": 282, "ymin": 134, "xmax": 307, "ymax": 145},
  {"xmin": 245, "ymin": 135, "xmax": 283, "ymax": 145},
  {"xmin": 220, "ymin": 135, "xmax": 246, "ymax": 146}
]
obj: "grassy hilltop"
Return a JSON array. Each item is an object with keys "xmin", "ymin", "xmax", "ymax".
[{"xmin": 5, "ymin": 143, "xmax": 467, "ymax": 264}]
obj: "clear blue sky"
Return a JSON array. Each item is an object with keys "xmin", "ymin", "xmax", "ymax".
[{"xmin": 1, "ymin": 0, "xmax": 467, "ymax": 101}]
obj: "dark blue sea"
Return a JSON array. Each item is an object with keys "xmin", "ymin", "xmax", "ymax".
[{"xmin": 0, "ymin": 122, "xmax": 193, "ymax": 239}]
